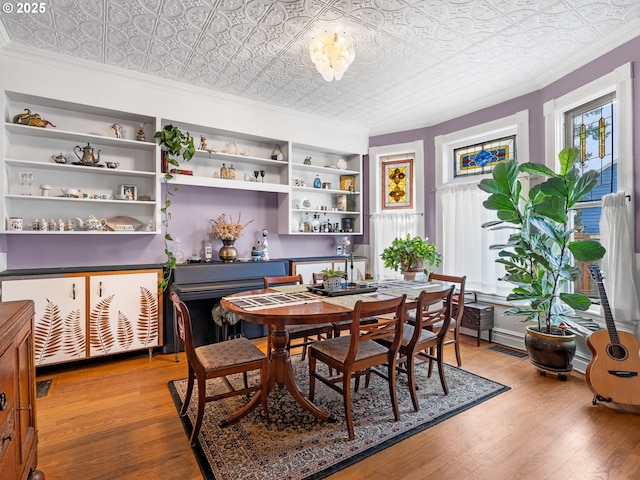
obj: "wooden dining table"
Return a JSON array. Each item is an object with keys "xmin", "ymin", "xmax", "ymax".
[{"xmin": 220, "ymin": 280, "xmax": 452, "ymax": 424}]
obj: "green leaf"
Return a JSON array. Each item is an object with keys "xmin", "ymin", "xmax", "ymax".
[
  {"xmin": 559, "ymin": 292, "xmax": 592, "ymax": 311},
  {"xmin": 532, "ymin": 196, "xmax": 568, "ymax": 223},
  {"xmin": 568, "ymin": 240, "xmax": 606, "ymax": 262},
  {"xmin": 568, "ymin": 169, "xmax": 599, "ymax": 208},
  {"xmin": 519, "ymin": 162, "xmax": 557, "ymax": 178},
  {"xmin": 558, "ymin": 147, "xmax": 579, "ymax": 176}
]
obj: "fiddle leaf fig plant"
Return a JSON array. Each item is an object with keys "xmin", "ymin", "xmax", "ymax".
[
  {"xmin": 478, "ymin": 147, "xmax": 605, "ymax": 335},
  {"xmin": 381, "ymin": 234, "xmax": 442, "ymax": 274},
  {"xmin": 154, "ymin": 124, "xmax": 195, "ymax": 290}
]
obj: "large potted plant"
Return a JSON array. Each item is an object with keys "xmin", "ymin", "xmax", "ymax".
[
  {"xmin": 479, "ymin": 147, "xmax": 605, "ymax": 375},
  {"xmin": 154, "ymin": 124, "xmax": 195, "ymax": 290},
  {"xmin": 381, "ymin": 234, "xmax": 442, "ymax": 280}
]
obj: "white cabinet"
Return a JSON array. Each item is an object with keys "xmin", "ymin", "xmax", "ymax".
[
  {"xmin": 161, "ymin": 119, "xmax": 290, "ymax": 194},
  {"xmin": 0, "ymin": 269, "xmax": 162, "ymax": 366},
  {"xmin": 1, "ymin": 276, "xmax": 87, "ymax": 365},
  {"xmin": 281, "ymin": 144, "xmax": 363, "ymax": 235},
  {"xmin": 2, "ymin": 91, "xmax": 159, "ymax": 234}
]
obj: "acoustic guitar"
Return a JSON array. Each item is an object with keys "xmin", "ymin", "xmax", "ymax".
[{"xmin": 586, "ymin": 265, "xmax": 640, "ymax": 405}]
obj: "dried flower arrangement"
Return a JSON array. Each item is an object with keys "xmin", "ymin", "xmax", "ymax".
[{"xmin": 211, "ymin": 212, "xmax": 254, "ymax": 241}]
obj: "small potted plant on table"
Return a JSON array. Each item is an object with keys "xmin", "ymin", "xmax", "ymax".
[{"xmin": 320, "ymin": 268, "xmax": 344, "ymax": 292}]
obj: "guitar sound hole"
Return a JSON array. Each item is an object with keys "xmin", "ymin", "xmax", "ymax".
[{"xmin": 607, "ymin": 343, "xmax": 628, "ymax": 360}]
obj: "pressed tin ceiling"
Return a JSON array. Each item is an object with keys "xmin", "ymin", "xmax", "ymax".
[{"xmin": 1, "ymin": 1, "xmax": 639, "ymax": 135}]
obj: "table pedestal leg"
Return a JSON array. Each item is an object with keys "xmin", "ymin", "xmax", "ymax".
[{"xmin": 221, "ymin": 325, "xmax": 335, "ymax": 426}]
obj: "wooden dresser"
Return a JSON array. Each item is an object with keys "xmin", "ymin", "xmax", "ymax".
[{"xmin": 0, "ymin": 300, "xmax": 44, "ymax": 480}]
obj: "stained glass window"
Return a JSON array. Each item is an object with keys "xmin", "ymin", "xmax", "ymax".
[
  {"xmin": 564, "ymin": 93, "xmax": 617, "ymax": 298},
  {"xmin": 453, "ymin": 135, "xmax": 516, "ymax": 178},
  {"xmin": 382, "ymin": 158, "xmax": 413, "ymax": 209}
]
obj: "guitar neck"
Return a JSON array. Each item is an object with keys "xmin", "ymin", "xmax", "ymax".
[{"xmin": 595, "ymin": 280, "xmax": 619, "ymax": 345}]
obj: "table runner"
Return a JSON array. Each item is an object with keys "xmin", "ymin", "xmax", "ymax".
[{"xmin": 223, "ymin": 291, "xmax": 322, "ymax": 311}]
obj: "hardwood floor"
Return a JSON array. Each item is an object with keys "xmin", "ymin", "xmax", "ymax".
[{"xmin": 35, "ymin": 336, "xmax": 640, "ymax": 480}]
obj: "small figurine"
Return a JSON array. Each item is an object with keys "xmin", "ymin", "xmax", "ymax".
[
  {"xmin": 136, "ymin": 123, "xmax": 146, "ymax": 142},
  {"xmin": 199, "ymin": 135, "xmax": 211, "ymax": 152},
  {"xmin": 260, "ymin": 229, "xmax": 269, "ymax": 261},
  {"xmin": 110, "ymin": 123, "xmax": 123, "ymax": 139},
  {"xmin": 13, "ymin": 108, "xmax": 55, "ymax": 128}
]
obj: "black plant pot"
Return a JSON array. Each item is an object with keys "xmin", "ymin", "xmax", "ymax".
[{"xmin": 524, "ymin": 326, "xmax": 577, "ymax": 375}]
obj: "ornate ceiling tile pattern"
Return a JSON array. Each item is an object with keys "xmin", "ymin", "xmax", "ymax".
[{"xmin": 2, "ymin": 0, "xmax": 639, "ymax": 133}]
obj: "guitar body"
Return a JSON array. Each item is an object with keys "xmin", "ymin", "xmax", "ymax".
[{"xmin": 586, "ymin": 329, "xmax": 640, "ymax": 405}]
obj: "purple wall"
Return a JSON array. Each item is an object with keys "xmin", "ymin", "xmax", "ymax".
[
  {"xmin": 369, "ymin": 35, "xmax": 640, "ymax": 251},
  {"xmin": 5, "ymin": 185, "xmax": 340, "ymax": 270}
]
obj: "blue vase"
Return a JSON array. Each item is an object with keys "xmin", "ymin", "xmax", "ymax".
[{"xmin": 314, "ymin": 175, "xmax": 321, "ymax": 188}]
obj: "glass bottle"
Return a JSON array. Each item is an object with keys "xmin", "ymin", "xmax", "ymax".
[
  {"xmin": 303, "ymin": 212, "xmax": 311, "ymax": 232},
  {"xmin": 228, "ymin": 164, "xmax": 236, "ymax": 180},
  {"xmin": 313, "ymin": 175, "xmax": 321, "ymax": 188},
  {"xmin": 220, "ymin": 163, "xmax": 228, "ymax": 179},
  {"xmin": 311, "ymin": 213, "xmax": 320, "ymax": 233},
  {"xmin": 204, "ymin": 236, "xmax": 213, "ymax": 263}
]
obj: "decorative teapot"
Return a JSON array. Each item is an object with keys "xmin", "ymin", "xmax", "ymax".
[
  {"xmin": 76, "ymin": 215, "xmax": 107, "ymax": 231},
  {"xmin": 73, "ymin": 143, "xmax": 101, "ymax": 166},
  {"xmin": 51, "ymin": 153, "xmax": 67, "ymax": 164}
]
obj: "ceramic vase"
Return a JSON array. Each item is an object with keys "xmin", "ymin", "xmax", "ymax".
[{"xmin": 219, "ymin": 239, "xmax": 238, "ymax": 263}]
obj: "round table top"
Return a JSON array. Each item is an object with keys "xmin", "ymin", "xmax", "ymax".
[{"xmin": 220, "ymin": 288, "xmax": 356, "ymax": 326}]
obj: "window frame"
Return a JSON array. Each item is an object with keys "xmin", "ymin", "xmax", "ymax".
[{"xmin": 543, "ymin": 62, "xmax": 634, "ymax": 316}]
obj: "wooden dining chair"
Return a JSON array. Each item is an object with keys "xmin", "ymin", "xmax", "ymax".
[
  {"xmin": 308, "ymin": 295, "xmax": 407, "ymax": 440},
  {"xmin": 424, "ymin": 273, "xmax": 467, "ymax": 366},
  {"xmin": 379, "ymin": 286, "xmax": 455, "ymax": 411},
  {"xmin": 263, "ymin": 275, "xmax": 333, "ymax": 359},
  {"xmin": 170, "ymin": 291, "xmax": 269, "ymax": 447}
]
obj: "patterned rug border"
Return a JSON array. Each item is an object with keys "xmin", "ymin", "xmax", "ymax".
[{"xmin": 168, "ymin": 364, "xmax": 510, "ymax": 480}]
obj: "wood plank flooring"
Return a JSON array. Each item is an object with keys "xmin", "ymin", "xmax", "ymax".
[{"xmin": 35, "ymin": 336, "xmax": 640, "ymax": 480}]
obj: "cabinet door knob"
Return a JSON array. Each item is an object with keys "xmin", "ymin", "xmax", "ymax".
[
  {"xmin": 72, "ymin": 282, "xmax": 76, "ymax": 300},
  {"xmin": 0, "ymin": 392, "xmax": 6, "ymax": 410}
]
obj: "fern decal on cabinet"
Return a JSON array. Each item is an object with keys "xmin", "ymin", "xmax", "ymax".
[
  {"xmin": 1, "ymin": 269, "xmax": 162, "ymax": 366},
  {"xmin": 90, "ymin": 294, "xmax": 117, "ymax": 356},
  {"xmin": 34, "ymin": 299, "xmax": 64, "ymax": 364},
  {"xmin": 138, "ymin": 286, "xmax": 159, "ymax": 346},
  {"xmin": 117, "ymin": 311, "xmax": 135, "ymax": 351}
]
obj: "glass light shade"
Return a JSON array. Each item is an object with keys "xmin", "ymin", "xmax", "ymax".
[{"xmin": 309, "ymin": 30, "xmax": 355, "ymax": 82}]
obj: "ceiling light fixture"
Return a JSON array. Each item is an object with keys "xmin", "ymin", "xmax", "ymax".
[{"xmin": 309, "ymin": 29, "xmax": 355, "ymax": 82}]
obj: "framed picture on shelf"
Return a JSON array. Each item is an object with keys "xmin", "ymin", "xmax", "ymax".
[
  {"xmin": 340, "ymin": 175, "xmax": 355, "ymax": 192},
  {"xmin": 121, "ymin": 184, "xmax": 137, "ymax": 200}
]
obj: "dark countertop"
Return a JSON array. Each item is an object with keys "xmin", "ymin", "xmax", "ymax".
[
  {"xmin": 287, "ymin": 255, "xmax": 366, "ymax": 262},
  {"xmin": 0, "ymin": 256, "xmax": 366, "ymax": 278},
  {"xmin": 0, "ymin": 264, "xmax": 164, "ymax": 277}
]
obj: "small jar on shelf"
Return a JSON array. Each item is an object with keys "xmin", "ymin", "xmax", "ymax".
[
  {"xmin": 228, "ymin": 164, "xmax": 236, "ymax": 180},
  {"xmin": 220, "ymin": 163, "xmax": 228, "ymax": 179}
]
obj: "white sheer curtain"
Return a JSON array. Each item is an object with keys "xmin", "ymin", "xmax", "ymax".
[
  {"xmin": 439, "ymin": 181, "xmax": 511, "ymax": 296},
  {"xmin": 599, "ymin": 192, "xmax": 640, "ymax": 334},
  {"xmin": 370, "ymin": 212, "xmax": 423, "ymax": 280}
]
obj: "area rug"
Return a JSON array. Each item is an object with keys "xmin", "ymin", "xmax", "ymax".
[{"xmin": 168, "ymin": 358, "xmax": 509, "ymax": 480}]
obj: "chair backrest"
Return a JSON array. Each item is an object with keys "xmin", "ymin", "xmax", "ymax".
[
  {"xmin": 428, "ymin": 272, "xmax": 467, "ymax": 325},
  {"xmin": 312, "ymin": 272, "xmax": 324, "ymax": 284},
  {"xmin": 170, "ymin": 291, "xmax": 201, "ymax": 369},
  {"xmin": 263, "ymin": 274, "xmax": 304, "ymax": 288},
  {"xmin": 346, "ymin": 295, "xmax": 407, "ymax": 365},
  {"xmin": 412, "ymin": 286, "xmax": 455, "ymax": 346}
]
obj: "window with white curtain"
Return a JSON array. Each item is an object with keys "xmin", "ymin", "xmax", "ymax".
[
  {"xmin": 435, "ymin": 110, "xmax": 530, "ymax": 296},
  {"xmin": 368, "ymin": 141, "xmax": 425, "ymax": 280},
  {"xmin": 544, "ymin": 62, "xmax": 636, "ymax": 325}
]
